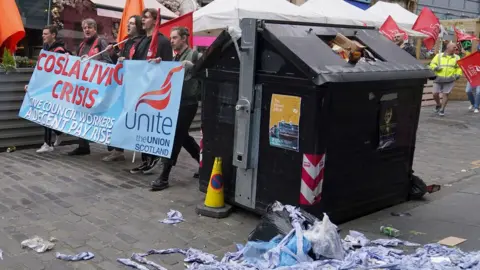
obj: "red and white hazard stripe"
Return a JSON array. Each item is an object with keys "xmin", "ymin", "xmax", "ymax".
[
  {"xmin": 299, "ymin": 153, "xmax": 325, "ymax": 205},
  {"xmin": 199, "ymin": 129, "xmax": 203, "ymax": 168}
]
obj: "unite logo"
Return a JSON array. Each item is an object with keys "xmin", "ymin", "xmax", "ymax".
[
  {"xmin": 135, "ymin": 65, "xmax": 184, "ymax": 111},
  {"xmin": 125, "ymin": 65, "xmax": 184, "ymax": 134}
]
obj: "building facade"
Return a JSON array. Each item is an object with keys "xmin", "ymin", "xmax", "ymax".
[{"xmin": 417, "ymin": 0, "xmax": 480, "ymax": 19}]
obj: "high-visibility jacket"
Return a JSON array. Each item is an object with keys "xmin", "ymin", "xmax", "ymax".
[{"xmin": 429, "ymin": 53, "xmax": 463, "ymax": 79}]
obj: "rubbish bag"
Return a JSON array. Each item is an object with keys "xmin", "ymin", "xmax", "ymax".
[
  {"xmin": 248, "ymin": 201, "xmax": 319, "ymax": 242},
  {"xmin": 409, "ymin": 174, "xmax": 427, "ymax": 200},
  {"xmin": 304, "ymin": 213, "xmax": 345, "ymax": 260}
]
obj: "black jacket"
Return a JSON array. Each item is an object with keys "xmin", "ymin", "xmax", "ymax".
[
  {"xmin": 43, "ymin": 40, "xmax": 68, "ymax": 54},
  {"xmin": 132, "ymin": 33, "xmax": 172, "ymax": 61},
  {"xmin": 402, "ymin": 43, "xmax": 416, "ymax": 58},
  {"xmin": 120, "ymin": 36, "xmax": 143, "ymax": 59},
  {"xmin": 77, "ymin": 35, "xmax": 113, "ymax": 64}
]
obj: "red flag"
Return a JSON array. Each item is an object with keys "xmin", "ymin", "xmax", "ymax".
[
  {"xmin": 147, "ymin": 8, "xmax": 161, "ymax": 60},
  {"xmin": 458, "ymin": 51, "xmax": 480, "ymax": 87},
  {"xmin": 412, "ymin": 7, "xmax": 440, "ymax": 50},
  {"xmin": 379, "ymin": 16, "xmax": 408, "ymax": 41},
  {"xmin": 117, "ymin": 0, "xmax": 145, "ymax": 43},
  {"xmin": 159, "ymin": 12, "xmax": 193, "ymax": 49},
  {"xmin": 454, "ymin": 26, "xmax": 479, "ymax": 42}
]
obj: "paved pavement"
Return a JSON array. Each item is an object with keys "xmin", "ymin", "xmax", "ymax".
[{"xmin": 0, "ymin": 101, "xmax": 480, "ymax": 269}]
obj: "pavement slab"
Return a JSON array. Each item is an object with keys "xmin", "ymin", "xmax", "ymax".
[{"xmin": 0, "ymin": 101, "xmax": 480, "ymax": 268}]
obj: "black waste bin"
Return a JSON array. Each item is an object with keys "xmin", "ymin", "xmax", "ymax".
[{"xmin": 195, "ymin": 19, "xmax": 433, "ymax": 224}]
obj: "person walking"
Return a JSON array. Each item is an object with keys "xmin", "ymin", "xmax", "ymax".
[
  {"xmin": 458, "ymin": 41, "xmax": 480, "ymax": 113},
  {"xmin": 28, "ymin": 25, "xmax": 67, "ymax": 153},
  {"xmin": 68, "ymin": 18, "xmax": 113, "ymax": 156},
  {"xmin": 128, "ymin": 8, "xmax": 174, "ymax": 174},
  {"xmin": 150, "ymin": 26, "xmax": 201, "ymax": 191},
  {"xmin": 103, "ymin": 15, "xmax": 146, "ymax": 162},
  {"xmin": 429, "ymin": 42, "xmax": 463, "ymax": 116}
]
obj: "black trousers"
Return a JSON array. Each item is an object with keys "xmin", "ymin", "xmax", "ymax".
[
  {"xmin": 141, "ymin": 103, "xmax": 199, "ymax": 166},
  {"xmin": 44, "ymin": 127, "xmax": 62, "ymax": 146}
]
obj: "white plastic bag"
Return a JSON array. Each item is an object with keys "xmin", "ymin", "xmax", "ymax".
[{"xmin": 304, "ymin": 213, "xmax": 345, "ymax": 260}]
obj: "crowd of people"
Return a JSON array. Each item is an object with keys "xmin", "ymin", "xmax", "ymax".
[{"xmin": 28, "ymin": 8, "xmax": 201, "ymax": 191}]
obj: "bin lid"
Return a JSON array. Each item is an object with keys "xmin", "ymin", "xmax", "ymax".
[{"xmin": 197, "ymin": 20, "xmax": 434, "ymax": 86}]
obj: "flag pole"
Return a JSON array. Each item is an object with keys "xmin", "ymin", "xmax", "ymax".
[{"xmin": 81, "ymin": 38, "xmax": 129, "ymax": 62}]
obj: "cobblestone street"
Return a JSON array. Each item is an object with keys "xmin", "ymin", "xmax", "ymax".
[{"xmin": 0, "ymin": 101, "xmax": 479, "ymax": 269}]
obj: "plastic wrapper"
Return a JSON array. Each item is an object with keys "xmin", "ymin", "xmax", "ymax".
[
  {"xmin": 248, "ymin": 201, "xmax": 319, "ymax": 242},
  {"xmin": 304, "ymin": 214, "xmax": 345, "ymax": 260}
]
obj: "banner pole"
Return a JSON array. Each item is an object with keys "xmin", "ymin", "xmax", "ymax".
[{"xmin": 81, "ymin": 39, "xmax": 129, "ymax": 62}]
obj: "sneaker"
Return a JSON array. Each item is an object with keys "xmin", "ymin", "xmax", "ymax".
[
  {"xmin": 130, "ymin": 162, "xmax": 149, "ymax": 174},
  {"xmin": 102, "ymin": 150, "xmax": 125, "ymax": 162},
  {"xmin": 36, "ymin": 143, "xmax": 53, "ymax": 153},
  {"xmin": 434, "ymin": 105, "xmax": 441, "ymax": 113},
  {"xmin": 469, "ymin": 105, "xmax": 474, "ymax": 111},
  {"xmin": 475, "ymin": 109, "xmax": 479, "ymax": 114},
  {"xmin": 438, "ymin": 110, "xmax": 445, "ymax": 116},
  {"xmin": 54, "ymin": 135, "xmax": 63, "ymax": 146},
  {"xmin": 67, "ymin": 147, "xmax": 90, "ymax": 156},
  {"xmin": 143, "ymin": 157, "xmax": 161, "ymax": 175}
]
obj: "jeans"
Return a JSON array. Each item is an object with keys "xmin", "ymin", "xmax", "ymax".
[
  {"xmin": 44, "ymin": 128, "xmax": 62, "ymax": 146},
  {"xmin": 466, "ymin": 82, "xmax": 480, "ymax": 109}
]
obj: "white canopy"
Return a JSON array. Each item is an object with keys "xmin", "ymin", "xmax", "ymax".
[
  {"xmin": 300, "ymin": 0, "xmax": 380, "ymax": 26},
  {"xmin": 91, "ymin": 0, "xmax": 178, "ymax": 19},
  {"xmin": 367, "ymin": 1, "xmax": 418, "ymax": 28},
  {"xmin": 193, "ymin": 0, "xmax": 332, "ymax": 34}
]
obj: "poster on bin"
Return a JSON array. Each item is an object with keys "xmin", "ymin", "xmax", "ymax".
[
  {"xmin": 18, "ymin": 50, "xmax": 185, "ymax": 158},
  {"xmin": 269, "ymin": 94, "xmax": 301, "ymax": 151},
  {"xmin": 378, "ymin": 93, "xmax": 398, "ymax": 150}
]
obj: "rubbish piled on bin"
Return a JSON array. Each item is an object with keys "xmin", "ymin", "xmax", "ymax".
[{"xmin": 118, "ymin": 201, "xmax": 480, "ymax": 269}]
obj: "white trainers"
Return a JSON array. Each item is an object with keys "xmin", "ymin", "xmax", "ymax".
[
  {"xmin": 469, "ymin": 105, "xmax": 474, "ymax": 111},
  {"xmin": 54, "ymin": 134, "xmax": 63, "ymax": 146},
  {"xmin": 36, "ymin": 143, "xmax": 54, "ymax": 153},
  {"xmin": 102, "ymin": 150, "xmax": 125, "ymax": 162},
  {"xmin": 475, "ymin": 109, "xmax": 479, "ymax": 113}
]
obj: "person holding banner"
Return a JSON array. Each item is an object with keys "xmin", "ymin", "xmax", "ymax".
[
  {"xmin": 459, "ymin": 41, "xmax": 480, "ymax": 113},
  {"xmin": 429, "ymin": 42, "xmax": 463, "ymax": 117},
  {"xmin": 27, "ymin": 25, "xmax": 67, "ymax": 153},
  {"xmin": 129, "ymin": 8, "xmax": 174, "ymax": 174},
  {"xmin": 103, "ymin": 15, "xmax": 146, "ymax": 162},
  {"xmin": 150, "ymin": 26, "xmax": 201, "ymax": 191},
  {"xmin": 68, "ymin": 18, "xmax": 113, "ymax": 156}
]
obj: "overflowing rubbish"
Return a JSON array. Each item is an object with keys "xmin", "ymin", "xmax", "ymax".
[
  {"xmin": 427, "ymin": 184, "xmax": 442, "ymax": 193},
  {"xmin": 159, "ymin": 210, "xmax": 185, "ymax": 224},
  {"xmin": 410, "ymin": 173, "xmax": 428, "ymax": 199},
  {"xmin": 118, "ymin": 201, "xmax": 480, "ymax": 269},
  {"xmin": 248, "ymin": 201, "xmax": 318, "ymax": 242},
  {"xmin": 6, "ymin": 146, "xmax": 16, "ymax": 153},
  {"xmin": 21, "ymin": 236, "xmax": 55, "ymax": 253},
  {"xmin": 438, "ymin": 236, "xmax": 467, "ymax": 247},
  {"xmin": 56, "ymin": 251, "xmax": 94, "ymax": 261},
  {"xmin": 380, "ymin": 226, "xmax": 401, "ymax": 237}
]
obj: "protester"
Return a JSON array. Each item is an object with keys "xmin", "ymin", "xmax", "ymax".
[
  {"xmin": 429, "ymin": 42, "xmax": 463, "ymax": 116},
  {"xmin": 103, "ymin": 15, "xmax": 146, "ymax": 162},
  {"xmin": 129, "ymin": 8, "xmax": 174, "ymax": 174},
  {"xmin": 150, "ymin": 26, "xmax": 201, "ymax": 191},
  {"xmin": 459, "ymin": 41, "xmax": 480, "ymax": 113},
  {"xmin": 393, "ymin": 33, "xmax": 416, "ymax": 57},
  {"xmin": 68, "ymin": 18, "xmax": 113, "ymax": 156},
  {"xmin": 25, "ymin": 25, "xmax": 67, "ymax": 153}
]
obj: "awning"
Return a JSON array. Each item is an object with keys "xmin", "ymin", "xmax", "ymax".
[
  {"xmin": 193, "ymin": 36, "xmax": 216, "ymax": 47},
  {"xmin": 97, "ymin": 8, "xmax": 122, "ymax": 19},
  {"xmin": 90, "ymin": 0, "xmax": 178, "ymax": 18}
]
